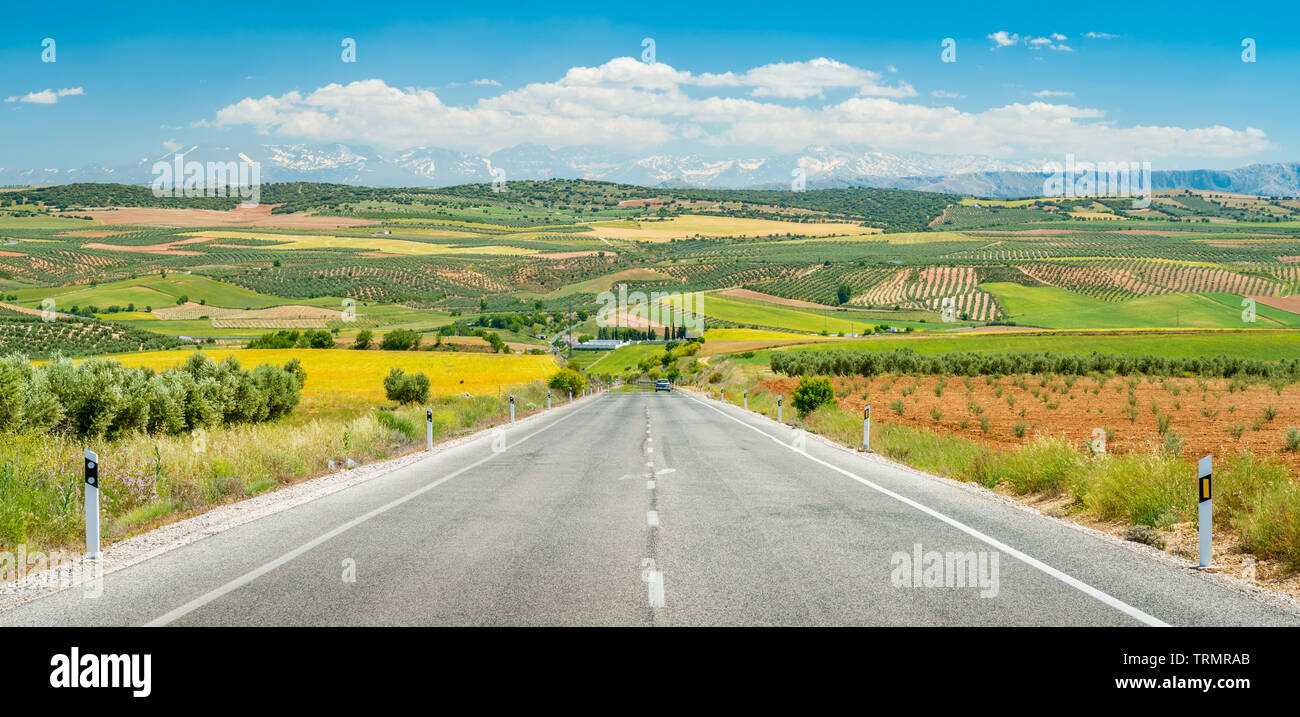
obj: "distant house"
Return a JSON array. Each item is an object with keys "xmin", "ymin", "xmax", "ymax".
[{"xmin": 571, "ymin": 339, "xmax": 628, "ymax": 351}]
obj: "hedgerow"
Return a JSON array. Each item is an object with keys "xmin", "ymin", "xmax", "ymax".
[{"xmin": 771, "ymin": 348, "xmax": 1300, "ymax": 380}]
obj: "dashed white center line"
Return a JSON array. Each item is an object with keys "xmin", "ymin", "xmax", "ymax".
[
  {"xmin": 647, "ymin": 570, "xmax": 665, "ymax": 608},
  {"xmin": 641, "ymin": 557, "xmax": 665, "ymax": 608},
  {"xmin": 647, "ymin": 510, "xmax": 660, "ymax": 527},
  {"xmin": 647, "ymin": 480, "xmax": 655, "ymax": 490}
]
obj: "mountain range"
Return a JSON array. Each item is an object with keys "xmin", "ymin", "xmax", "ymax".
[{"xmin": 3, "ymin": 143, "xmax": 1298, "ymax": 197}]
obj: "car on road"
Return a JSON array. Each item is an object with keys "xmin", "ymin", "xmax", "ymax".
[{"xmin": 655, "ymin": 379, "xmax": 672, "ymax": 392}]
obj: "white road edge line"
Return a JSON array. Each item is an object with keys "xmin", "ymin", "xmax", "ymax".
[
  {"xmin": 144, "ymin": 397, "xmax": 601, "ymax": 627},
  {"xmin": 684, "ymin": 392, "xmax": 1169, "ymax": 628}
]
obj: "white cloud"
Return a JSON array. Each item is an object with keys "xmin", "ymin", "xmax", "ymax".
[
  {"xmin": 1032, "ymin": 90, "xmax": 1074, "ymax": 97},
  {"xmin": 207, "ymin": 57, "xmax": 1271, "ymax": 162},
  {"xmin": 998, "ymin": 32, "xmax": 1072, "ymax": 52},
  {"xmin": 988, "ymin": 31, "xmax": 1020, "ymax": 48},
  {"xmin": 1026, "ymin": 35, "xmax": 1073, "ymax": 51},
  {"xmin": 471, "ymin": 78, "xmax": 501, "ymax": 86},
  {"xmin": 162, "ymin": 138, "xmax": 181, "ymax": 152},
  {"xmin": 931, "ymin": 90, "xmax": 966, "ymax": 99},
  {"xmin": 4, "ymin": 87, "xmax": 83, "ymax": 104},
  {"xmin": 1084, "ymin": 31, "xmax": 1119, "ymax": 39}
]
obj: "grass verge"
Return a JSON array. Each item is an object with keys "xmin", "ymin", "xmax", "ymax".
[{"xmin": 0, "ymin": 382, "xmax": 552, "ymax": 552}]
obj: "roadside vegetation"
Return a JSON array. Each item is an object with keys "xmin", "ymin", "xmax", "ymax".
[
  {"xmin": 700, "ymin": 367, "xmax": 1300, "ymax": 572},
  {"xmin": 0, "ymin": 351, "xmax": 303, "ymax": 438},
  {"xmin": 0, "ymin": 374, "xmax": 554, "ymax": 552}
]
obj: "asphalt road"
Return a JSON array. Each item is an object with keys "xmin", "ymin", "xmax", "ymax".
[{"xmin": 4, "ymin": 390, "xmax": 1298, "ymax": 626}]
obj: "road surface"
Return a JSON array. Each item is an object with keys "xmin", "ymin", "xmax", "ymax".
[{"xmin": 4, "ymin": 390, "xmax": 1297, "ymax": 626}]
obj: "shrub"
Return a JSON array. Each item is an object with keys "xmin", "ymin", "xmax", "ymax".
[
  {"xmin": 246, "ymin": 330, "xmax": 300, "ymax": 349},
  {"xmin": 1161, "ymin": 431, "xmax": 1184, "ymax": 457},
  {"xmin": 307, "ymin": 330, "xmax": 334, "ymax": 349},
  {"xmin": 1124, "ymin": 524, "xmax": 1166, "ymax": 550},
  {"xmin": 482, "ymin": 332, "xmax": 509, "ymax": 353},
  {"xmin": 1284, "ymin": 427, "xmax": 1300, "ymax": 453},
  {"xmin": 791, "ymin": 376, "xmax": 836, "ymax": 416},
  {"xmin": 380, "ymin": 329, "xmax": 421, "ymax": 351},
  {"xmin": 383, "ymin": 368, "xmax": 430, "ymax": 405},
  {"xmin": 353, "ymin": 330, "xmax": 373, "ymax": 350},
  {"xmin": 1155, "ymin": 413, "xmax": 1171, "ymax": 436},
  {"xmin": 548, "ymin": 368, "xmax": 586, "ymax": 395}
]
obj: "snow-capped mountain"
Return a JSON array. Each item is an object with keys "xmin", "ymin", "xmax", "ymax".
[{"xmin": 2, "ymin": 143, "xmax": 1297, "ymax": 196}]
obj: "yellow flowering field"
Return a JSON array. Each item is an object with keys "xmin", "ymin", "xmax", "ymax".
[{"xmin": 106, "ymin": 349, "xmax": 560, "ymax": 405}]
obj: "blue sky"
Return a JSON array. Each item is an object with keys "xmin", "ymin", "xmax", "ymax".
[{"xmin": 2, "ymin": 0, "xmax": 1297, "ymax": 170}]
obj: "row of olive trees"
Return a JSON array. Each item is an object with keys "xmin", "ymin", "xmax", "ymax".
[
  {"xmin": 772, "ymin": 348, "xmax": 1300, "ymax": 380},
  {"xmin": 0, "ymin": 352, "xmax": 305, "ymax": 439}
]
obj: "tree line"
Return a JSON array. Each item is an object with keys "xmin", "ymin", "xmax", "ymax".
[
  {"xmin": 0, "ymin": 352, "xmax": 305, "ymax": 438},
  {"xmin": 770, "ymin": 348, "xmax": 1300, "ymax": 380}
]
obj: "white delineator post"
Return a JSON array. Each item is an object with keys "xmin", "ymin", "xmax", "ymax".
[
  {"xmin": 863, "ymin": 405, "xmax": 871, "ymax": 451},
  {"xmin": 84, "ymin": 449, "xmax": 100, "ymax": 559},
  {"xmin": 569, "ymin": 389, "xmax": 573, "ymax": 404},
  {"xmin": 509, "ymin": 395, "xmax": 516, "ymax": 423},
  {"xmin": 743, "ymin": 389, "xmax": 748, "ymax": 411},
  {"xmin": 547, "ymin": 390, "xmax": 552, "ymax": 410},
  {"xmin": 777, "ymin": 395, "xmax": 783, "ymax": 423},
  {"xmin": 1198, "ymin": 455, "xmax": 1213, "ymax": 568},
  {"xmin": 426, "ymin": 408, "xmax": 433, "ymax": 451}
]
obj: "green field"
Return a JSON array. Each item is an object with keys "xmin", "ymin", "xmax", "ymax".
[
  {"xmin": 662, "ymin": 292, "xmax": 933, "ymax": 335},
  {"xmin": 983, "ymin": 283, "xmax": 1300, "ymax": 329},
  {"xmin": 10, "ymin": 274, "xmax": 292, "ymax": 311},
  {"xmin": 6, "ymin": 274, "xmax": 454, "ymax": 338},
  {"xmin": 0, "ymin": 214, "xmax": 96, "ymax": 229},
  {"xmin": 586, "ymin": 344, "xmax": 666, "ymax": 374},
  {"xmin": 723, "ymin": 329, "xmax": 1300, "ymax": 365}
]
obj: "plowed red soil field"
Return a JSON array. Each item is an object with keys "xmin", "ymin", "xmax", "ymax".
[{"xmin": 761, "ymin": 374, "xmax": 1300, "ymax": 468}]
